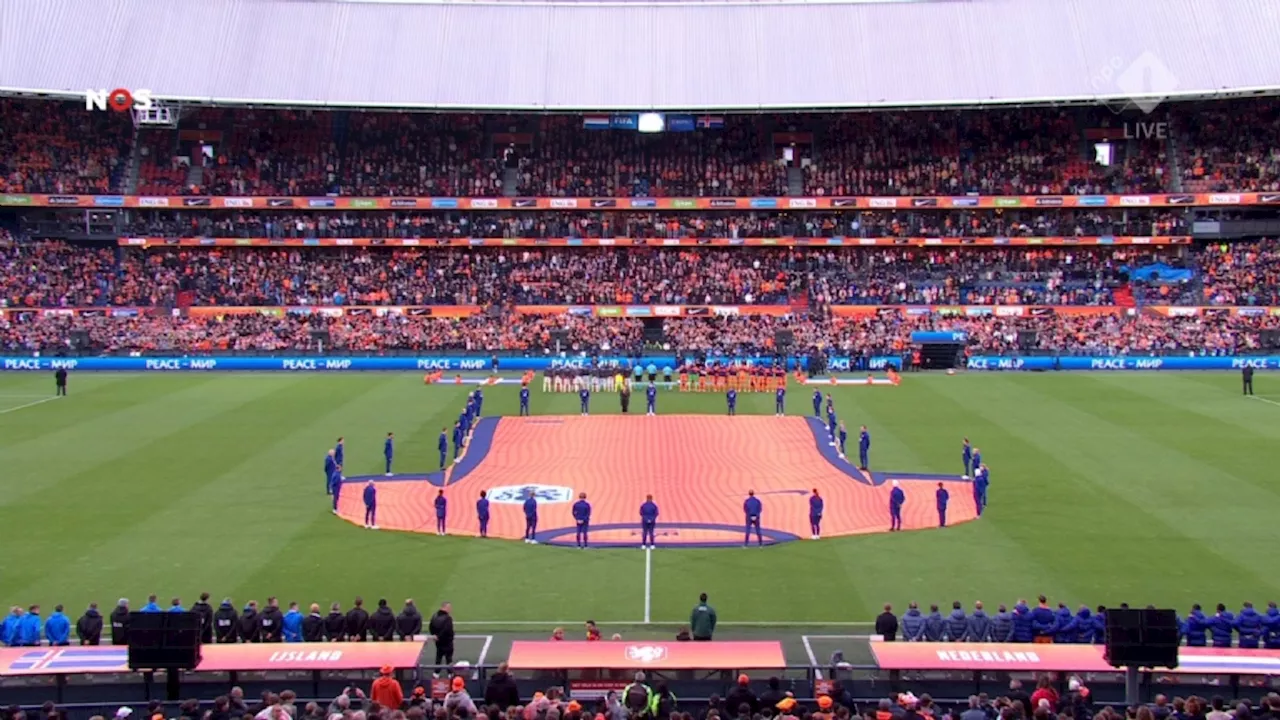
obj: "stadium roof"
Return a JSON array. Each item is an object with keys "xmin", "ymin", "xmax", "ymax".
[{"xmin": 2, "ymin": 0, "xmax": 1279, "ymax": 111}]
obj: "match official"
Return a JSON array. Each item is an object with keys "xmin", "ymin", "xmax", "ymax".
[
  {"xmin": 936, "ymin": 483, "xmax": 949, "ymax": 528},
  {"xmin": 859, "ymin": 426, "xmax": 871, "ymax": 470},
  {"xmin": 519, "ymin": 384, "xmax": 530, "ymax": 415},
  {"xmin": 523, "ymin": 493, "xmax": 538, "ymax": 544},
  {"xmin": 476, "ymin": 491, "xmax": 490, "ymax": 538},
  {"xmin": 726, "ymin": 388, "xmax": 737, "ymax": 416},
  {"xmin": 1244, "ymin": 365, "xmax": 1255, "ymax": 395},
  {"xmin": 383, "ymin": 432, "xmax": 394, "ymax": 476},
  {"xmin": 889, "ymin": 480, "xmax": 905, "ymax": 532},
  {"xmin": 579, "ymin": 386, "xmax": 591, "ymax": 416},
  {"xmin": 743, "ymin": 490, "xmax": 763, "ymax": 547},
  {"xmin": 774, "ymin": 383, "xmax": 785, "ymax": 416},
  {"xmin": 55, "ymin": 367, "xmax": 67, "ymax": 396},
  {"xmin": 809, "ymin": 489, "xmax": 823, "ymax": 540},
  {"xmin": 434, "ymin": 489, "xmax": 447, "ymax": 536},
  {"xmin": 438, "ymin": 428, "xmax": 448, "ymax": 469},
  {"xmin": 363, "ymin": 481, "xmax": 378, "ymax": 529},
  {"xmin": 573, "ymin": 492, "xmax": 592, "ymax": 548},
  {"xmin": 640, "ymin": 494, "xmax": 659, "ymax": 549},
  {"xmin": 646, "ymin": 382, "xmax": 657, "ymax": 416},
  {"xmin": 620, "ymin": 382, "xmax": 631, "ymax": 414}
]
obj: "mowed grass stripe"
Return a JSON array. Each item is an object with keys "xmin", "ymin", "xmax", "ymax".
[
  {"xmin": 1086, "ymin": 373, "xmax": 1280, "ymax": 499},
  {"xmin": 943, "ymin": 374, "xmax": 1280, "ymax": 601},
  {"xmin": 826, "ymin": 377, "xmax": 1080, "ymax": 613}
]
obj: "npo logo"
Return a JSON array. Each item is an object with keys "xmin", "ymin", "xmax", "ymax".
[
  {"xmin": 625, "ymin": 645, "xmax": 669, "ymax": 664},
  {"xmin": 85, "ymin": 88, "xmax": 154, "ymax": 112}
]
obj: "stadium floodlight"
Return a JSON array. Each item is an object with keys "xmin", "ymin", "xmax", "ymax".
[{"xmin": 637, "ymin": 113, "xmax": 665, "ymax": 133}]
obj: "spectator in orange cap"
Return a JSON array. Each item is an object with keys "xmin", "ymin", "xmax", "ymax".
[{"xmin": 725, "ymin": 674, "xmax": 758, "ymax": 714}]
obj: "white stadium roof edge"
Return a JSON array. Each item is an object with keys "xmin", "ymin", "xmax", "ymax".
[{"xmin": 1, "ymin": 0, "xmax": 1279, "ymax": 112}]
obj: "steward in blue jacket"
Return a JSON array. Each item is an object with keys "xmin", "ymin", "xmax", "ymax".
[
  {"xmin": 1072, "ymin": 607, "xmax": 1093, "ymax": 643},
  {"xmin": 1030, "ymin": 597, "xmax": 1056, "ymax": 641},
  {"xmin": 1210, "ymin": 604, "xmax": 1236, "ymax": 647},
  {"xmin": 1264, "ymin": 602, "xmax": 1280, "ymax": 649},
  {"xmin": 991, "ymin": 605, "xmax": 1014, "ymax": 642},
  {"xmin": 1236, "ymin": 602, "xmax": 1264, "ymax": 648},
  {"xmin": 967, "ymin": 604, "xmax": 992, "ymax": 642},
  {"xmin": 282, "ymin": 603, "xmax": 304, "ymax": 643},
  {"xmin": 17, "ymin": 606, "xmax": 42, "ymax": 646},
  {"xmin": 45, "ymin": 605, "xmax": 71, "ymax": 646},
  {"xmin": 923, "ymin": 606, "xmax": 945, "ymax": 641},
  {"xmin": 1011, "ymin": 602, "xmax": 1034, "ymax": 642},
  {"xmin": 900, "ymin": 604, "xmax": 925, "ymax": 641},
  {"xmin": 1054, "ymin": 604, "xmax": 1077, "ymax": 643},
  {"xmin": 946, "ymin": 602, "xmax": 968, "ymax": 641},
  {"xmin": 1092, "ymin": 606, "xmax": 1107, "ymax": 644}
]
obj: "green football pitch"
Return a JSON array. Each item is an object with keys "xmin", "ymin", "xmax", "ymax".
[{"xmin": 0, "ymin": 370, "xmax": 1277, "ymax": 664}]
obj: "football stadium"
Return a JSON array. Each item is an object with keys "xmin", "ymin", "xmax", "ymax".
[{"xmin": 3, "ymin": 0, "xmax": 1280, "ymax": 716}]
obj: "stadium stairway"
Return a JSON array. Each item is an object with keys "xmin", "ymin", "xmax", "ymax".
[
  {"xmin": 1114, "ymin": 284, "xmax": 1136, "ymax": 309},
  {"xmin": 787, "ymin": 166, "xmax": 803, "ymax": 195}
]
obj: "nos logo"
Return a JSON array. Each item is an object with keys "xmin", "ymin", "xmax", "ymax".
[{"xmin": 488, "ymin": 485, "xmax": 574, "ymax": 504}]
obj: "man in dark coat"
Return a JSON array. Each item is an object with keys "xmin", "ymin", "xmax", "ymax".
[
  {"xmin": 724, "ymin": 675, "xmax": 759, "ymax": 714},
  {"xmin": 258, "ymin": 597, "xmax": 284, "ymax": 642},
  {"xmin": 483, "ymin": 661, "xmax": 521, "ymax": 709},
  {"xmin": 109, "ymin": 599, "xmax": 130, "ymax": 646},
  {"xmin": 369, "ymin": 599, "xmax": 396, "ymax": 641},
  {"xmin": 213, "ymin": 599, "xmax": 238, "ymax": 643},
  {"xmin": 346, "ymin": 597, "xmax": 370, "ymax": 641},
  {"xmin": 238, "ymin": 601, "xmax": 260, "ymax": 642},
  {"xmin": 302, "ymin": 604, "xmax": 325, "ymax": 642},
  {"xmin": 429, "ymin": 602, "xmax": 456, "ymax": 671},
  {"xmin": 192, "ymin": 592, "xmax": 214, "ymax": 644},
  {"xmin": 396, "ymin": 600, "xmax": 423, "ymax": 640},
  {"xmin": 874, "ymin": 604, "xmax": 898, "ymax": 641},
  {"xmin": 325, "ymin": 602, "xmax": 346, "ymax": 641},
  {"xmin": 76, "ymin": 603, "xmax": 103, "ymax": 645}
]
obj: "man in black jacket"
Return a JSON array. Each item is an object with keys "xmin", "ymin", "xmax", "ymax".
[
  {"xmin": 483, "ymin": 662, "xmax": 520, "ymax": 709},
  {"xmin": 724, "ymin": 675, "xmax": 759, "ymax": 715},
  {"xmin": 369, "ymin": 599, "xmax": 396, "ymax": 641},
  {"xmin": 428, "ymin": 602, "xmax": 455, "ymax": 672},
  {"xmin": 346, "ymin": 597, "xmax": 369, "ymax": 641},
  {"xmin": 109, "ymin": 599, "xmax": 130, "ymax": 646},
  {"xmin": 213, "ymin": 600, "xmax": 238, "ymax": 643},
  {"xmin": 875, "ymin": 603, "xmax": 899, "ymax": 642},
  {"xmin": 259, "ymin": 597, "xmax": 284, "ymax": 642},
  {"xmin": 238, "ymin": 601, "xmax": 260, "ymax": 642},
  {"xmin": 325, "ymin": 602, "xmax": 346, "ymax": 641},
  {"xmin": 76, "ymin": 603, "xmax": 103, "ymax": 645},
  {"xmin": 302, "ymin": 604, "xmax": 325, "ymax": 642},
  {"xmin": 192, "ymin": 592, "xmax": 214, "ymax": 644},
  {"xmin": 397, "ymin": 600, "xmax": 423, "ymax": 640}
]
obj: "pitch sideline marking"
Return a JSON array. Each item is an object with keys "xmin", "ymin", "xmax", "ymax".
[
  {"xmin": 1247, "ymin": 395, "xmax": 1280, "ymax": 408},
  {"xmin": 0, "ymin": 396, "xmax": 61, "ymax": 415},
  {"xmin": 801, "ymin": 635, "xmax": 820, "ymax": 682},
  {"xmin": 643, "ymin": 546, "xmax": 653, "ymax": 624},
  {"xmin": 473, "ymin": 634, "xmax": 494, "ymax": 679}
]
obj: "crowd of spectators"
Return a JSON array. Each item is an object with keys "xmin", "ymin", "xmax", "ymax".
[
  {"xmin": 11, "ymin": 98, "xmax": 1280, "ymax": 199},
  {"xmin": 0, "ymin": 101, "xmax": 132, "ymax": 195},
  {"xmin": 1177, "ymin": 100, "xmax": 1280, "ymax": 193},
  {"xmin": 0, "ymin": 242, "xmax": 1215, "ymax": 310},
  {"xmin": 107, "ymin": 210, "xmax": 1189, "ymax": 241},
  {"xmin": 5, "ymin": 308, "xmax": 1279, "ymax": 357}
]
